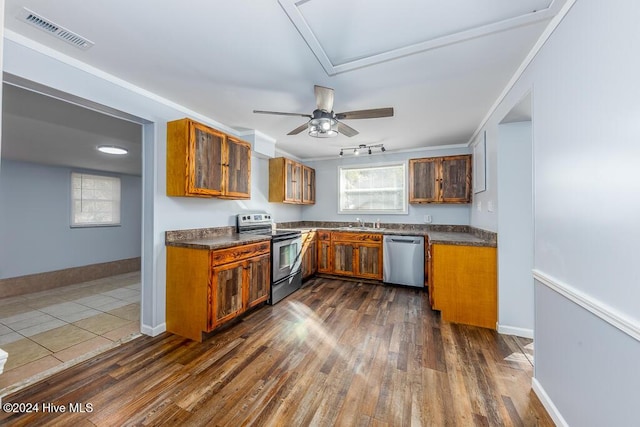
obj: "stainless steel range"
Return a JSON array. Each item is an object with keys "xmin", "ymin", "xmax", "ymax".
[{"xmin": 237, "ymin": 213, "xmax": 303, "ymax": 304}]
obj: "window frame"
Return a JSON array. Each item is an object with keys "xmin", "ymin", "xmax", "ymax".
[
  {"xmin": 70, "ymin": 171, "xmax": 122, "ymax": 228},
  {"xmin": 337, "ymin": 162, "xmax": 408, "ymax": 215}
]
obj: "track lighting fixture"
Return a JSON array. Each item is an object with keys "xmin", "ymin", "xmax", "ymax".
[{"xmin": 338, "ymin": 144, "xmax": 385, "ymax": 156}]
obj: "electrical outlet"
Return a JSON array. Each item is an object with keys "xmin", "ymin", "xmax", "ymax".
[
  {"xmin": 424, "ymin": 214, "xmax": 432, "ymax": 223},
  {"xmin": 476, "ymin": 201, "xmax": 482, "ymax": 211},
  {"xmin": 487, "ymin": 201, "xmax": 494, "ymax": 212}
]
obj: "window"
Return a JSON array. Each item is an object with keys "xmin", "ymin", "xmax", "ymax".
[
  {"xmin": 71, "ymin": 172, "xmax": 121, "ymax": 227},
  {"xmin": 339, "ymin": 163, "xmax": 407, "ymax": 214}
]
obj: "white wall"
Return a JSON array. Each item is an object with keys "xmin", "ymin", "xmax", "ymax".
[
  {"xmin": 469, "ymin": 126, "xmax": 498, "ymax": 231},
  {"xmin": 0, "ymin": 160, "xmax": 142, "ymax": 279},
  {"xmin": 497, "ymin": 121, "xmax": 533, "ymax": 337},
  {"xmin": 303, "ymin": 146, "xmax": 472, "ymax": 226},
  {"xmin": 472, "ymin": 1, "xmax": 640, "ymax": 424}
]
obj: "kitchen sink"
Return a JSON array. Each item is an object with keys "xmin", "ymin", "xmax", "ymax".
[{"xmin": 337, "ymin": 226, "xmax": 385, "ymax": 232}]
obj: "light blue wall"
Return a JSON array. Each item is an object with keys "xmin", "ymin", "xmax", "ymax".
[
  {"xmin": 302, "ymin": 146, "xmax": 472, "ymax": 225},
  {"xmin": 0, "ymin": 159, "xmax": 142, "ymax": 278},
  {"xmin": 497, "ymin": 121, "xmax": 533, "ymax": 337}
]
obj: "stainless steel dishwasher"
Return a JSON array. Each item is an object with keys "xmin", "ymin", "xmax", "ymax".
[{"xmin": 383, "ymin": 235, "xmax": 425, "ymax": 287}]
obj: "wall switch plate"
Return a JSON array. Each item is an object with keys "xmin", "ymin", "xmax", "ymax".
[
  {"xmin": 476, "ymin": 201, "xmax": 482, "ymax": 211},
  {"xmin": 487, "ymin": 201, "xmax": 494, "ymax": 212}
]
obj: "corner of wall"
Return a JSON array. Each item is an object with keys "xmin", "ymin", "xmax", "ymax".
[{"xmin": 532, "ymin": 377, "xmax": 569, "ymax": 427}]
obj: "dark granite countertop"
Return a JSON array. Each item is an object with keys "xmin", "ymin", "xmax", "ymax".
[
  {"xmin": 165, "ymin": 222, "xmax": 497, "ymax": 250},
  {"xmin": 165, "ymin": 227, "xmax": 271, "ymax": 250},
  {"xmin": 284, "ymin": 224, "xmax": 496, "ymax": 247}
]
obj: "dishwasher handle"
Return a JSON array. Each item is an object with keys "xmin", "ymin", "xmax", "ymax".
[{"xmin": 387, "ymin": 238, "xmax": 421, "ymax": 244}]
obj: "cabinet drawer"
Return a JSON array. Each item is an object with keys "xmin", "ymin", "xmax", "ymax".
[
  {"xmin": 317, "ymin": 230, "xmax": 331, "ymax": 241},
  {"xmin": 331, "ymin": 231, "xmax": 382, "ymax": 243},
  {"xmin": 210, "ymin": 241, "xmax": 270, "ymax": 265}
]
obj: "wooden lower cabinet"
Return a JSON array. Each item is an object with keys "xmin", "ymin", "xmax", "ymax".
[
  {"xmin": 429, "ymin": 244, "xmax": 497, "ymax": 329},
  {"xmin": 357, "ymin": 243, "xmax": 383, "ymax": 279},
  {"xmin": 246, "ymin": 253, "xmax": 270, "ymax": 308},
  {"xmin": 211, "ymin": 260, "xmax": 244, "ymax": 328},
  {"xmin": 301, "ymin": 231, "xmax": 317, "ymax": 279},
  {"xmin": 317, "ymin": 231, "xmax": 332, "ymax": 273},
  {"xmin": 330, "ymin": 232, "xmax": 383, "ymax": 280},
  {"xmin": 332, "ymin": 242, "xmax": 356, "ymax": 276},
  {"xmin": 166, "ymin": 240, "xmax": 270, "ymax": 341}
]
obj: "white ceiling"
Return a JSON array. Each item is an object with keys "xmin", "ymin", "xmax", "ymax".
[
  {"xmin": 2, "ymin": 0, "xmax": 566, "ymax": 166},
  {"xmin": 2, "ymin": 83, "xmax": 142, "ymax": 175}
]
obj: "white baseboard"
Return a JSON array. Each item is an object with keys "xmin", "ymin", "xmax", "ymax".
[
  {"xmin": 532, "ymin": 377, "xmax": 569, "ymax": 427},
  {"xmin": 141, "ymin": 322, "xmax": 166, "ymax": 337},
  {"xmin": 497, "ymin": 324, "xmax": 533, "ymax": 339}
]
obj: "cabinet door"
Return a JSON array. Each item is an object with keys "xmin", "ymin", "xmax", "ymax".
[
  {"xmin": 356, "ymin": 243, "xmax": 382, "ymax": 280},
  {"xmin": 333, "ymin": 242, "xmax": 356, "ymax": 276},
  {"xmin": 317, "ymin": 240, "xmax": 332, "ymax": 273},
  {"xmin": 246, "ymin": 254, "xmax": 270, "ymax": 308},
  {"xmin": 210, "ymin": 260, "xmax": 244, "ymax": 328},
  {"xmin": 302, "ymin": 166, "xmax": 316, "ymax": 204},
  {"xmin": 189, "ymin": 122, "xmax": 225, "ymax": 196},
  {"xmin": 302, "ymin": 238, "xmax": 317, "ymax": 279},
  {"xmin": 224, "ymin": 137, "xmax": 251, "ymax": 199},
  {"xmin": 285, "ymin": 159, "xmax": 302, "ymax": 203},
  {"xmin": 308, "ymin": 239, "xmax": 317, "ymax": 276},
  {"xmin": 426, "ymin": 241, "xmax": 435, "ymax": 308},
  {"xmin": 441, "ymin": 155, "xmax": 472, "ymax": 203},
  {"xmin": 409, "ymin": 158, "xmax": 439, "ymax": 203}
]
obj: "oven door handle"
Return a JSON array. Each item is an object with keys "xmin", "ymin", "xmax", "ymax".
[{"xmin": 272, "ymin": 234, "xmax": 302, "ymax": 243}]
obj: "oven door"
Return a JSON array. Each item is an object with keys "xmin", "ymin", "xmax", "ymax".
[{"xmin": 272, "ymin": 236, "xmax": 303, "ymax": 283}]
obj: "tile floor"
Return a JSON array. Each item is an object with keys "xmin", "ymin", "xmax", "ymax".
[{"xmin": 0, "ymin": 272, "xmax": 141, "ymax": 394}]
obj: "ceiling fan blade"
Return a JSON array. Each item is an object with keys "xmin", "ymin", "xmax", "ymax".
[
  {"xmin": 335, "ymin": 107, "xmax": 394, "ymax": 120},
  {"xmin": 337, "ymin": 121, "xmax": 359, "ymax": 137},
  {"xmin": 253, "ymin": 110, "xmax": 312, "ymax": 118},
  {"xmin": 287, "ymin": 122, "xmax": 309, "ymax": 135},
  {"xmin": 314, "ymin": 85, "xmax": 334, "ymax": 112}
]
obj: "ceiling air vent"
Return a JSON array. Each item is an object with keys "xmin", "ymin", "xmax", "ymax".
[{"xmin": 18, "ymin": 8, "xmax": 94, "ymax": 50}]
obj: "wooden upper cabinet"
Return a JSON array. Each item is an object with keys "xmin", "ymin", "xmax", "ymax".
[
  {"xmin": 221, "ymin": 136, "xmax": 251, "ymax": 199},
  {"xmin": 408, "ymin": 157, "xmax": 439, "ymax": 203},
  {"xmin": 409, "ymin": 155, "xmax": 471, "ymax": 204},
  {"xmin": 167, "ymin": 118, "xmax": 251, "ymax": 199},
  {"xmin": 285, "ymin": 159, "xmax": 302, "ymax": 203},
  {"xmin": 441, "ymin": 156, "xmax": 472, "ymax": 203},
  {"xmin": 269, "ymin": 157, "xmax": 315, "ymax": 204},
  {"xmin": 302, "ymin": 166, "xmax": 316, "ymax": 204}
]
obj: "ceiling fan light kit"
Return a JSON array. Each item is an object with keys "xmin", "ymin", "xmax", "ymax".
[
  {"xmin": 308, "ymin": 112, "xmax": 338, "ymax": 138},
  {"xmin": 339, "ymin": 143, "xmax": 385, "ymax": 156},
  {"xmin": 254, "ymin": 85, "xmax": 393, "ymax": 138}
]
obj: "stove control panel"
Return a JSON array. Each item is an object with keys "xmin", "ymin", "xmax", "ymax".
[{"xmin": 237, "ymin": 213, "xmax": 272, "ymax": 227}]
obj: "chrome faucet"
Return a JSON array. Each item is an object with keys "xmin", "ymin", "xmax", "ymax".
[{"xmin": 356, "ymin": 217, "xmax": 365, "ymax": 227}]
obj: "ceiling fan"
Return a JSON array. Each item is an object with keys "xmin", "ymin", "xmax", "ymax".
[{"xmin": 253, "ymin": 85, "xmax": 394, "ymax": 138}]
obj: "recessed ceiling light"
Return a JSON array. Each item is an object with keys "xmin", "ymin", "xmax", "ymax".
[{"xmin": 97, "ymin": 145, "xmax": 128, "ymax": 155}]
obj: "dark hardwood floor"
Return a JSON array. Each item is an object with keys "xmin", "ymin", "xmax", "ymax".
[{"xmin": 0, "ymin": 277, "xmax": 552, "ymax": 426}]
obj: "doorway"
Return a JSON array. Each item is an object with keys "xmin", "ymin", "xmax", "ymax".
[
  {"xmin": 0, "ymin": 77, "xmax": 149, "ymax": 394},
  {"xmin": 497, "ymin": 92, "xmax": 534, "ymax": 338}
]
